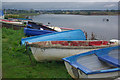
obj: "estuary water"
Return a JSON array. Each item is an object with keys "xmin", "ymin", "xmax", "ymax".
[{"xmin": 31, "ymin": 14, "xmax": 118, "ymax": 40}]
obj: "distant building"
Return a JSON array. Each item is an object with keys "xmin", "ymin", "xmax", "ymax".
[{"xmin": 0, "ymin": 10, "xmax": 4, "ymax": 19}]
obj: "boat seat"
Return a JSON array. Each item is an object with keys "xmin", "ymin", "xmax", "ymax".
[{"xmin": 97, "ymin": 54, "xmax": 120, "ymax": 67}]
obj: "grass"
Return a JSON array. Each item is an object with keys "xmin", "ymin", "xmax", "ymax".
[
  {"xmin": 2, "ymin": 27, "xmax": 72, "ymax": 78},
  {"xmin": 5, "ymin": 13, "xmax": 39, "ymax": 19}
]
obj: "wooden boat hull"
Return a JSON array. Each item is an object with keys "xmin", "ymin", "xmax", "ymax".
[
  {"xmin": 64, "ymin": 62, "xmax": 119, "ymax": 78},
  {"xmin": 28, "ymin": 40, "xmax": 117, "ymax": 61},
  {"xmin": 30, "ymin": 47, "xmax": 96, "ymax": 61}
]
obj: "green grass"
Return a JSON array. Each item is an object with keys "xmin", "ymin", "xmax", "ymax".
[
  {"xmin": 5, "ymin": 13, "xmax": 39, "ymax": 19},
  {"xmin": 2, "ymin": 28, "xmax": 71, "ymax": 78}
]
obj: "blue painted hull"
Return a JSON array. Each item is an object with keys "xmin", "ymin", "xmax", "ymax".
[
  {"xmin": 24, "ymin": 28, "xmax": 56, "ymax": 36},
  {"xmin": 21, "ymin": 29, "xmax": 86, "ymax": 45}
]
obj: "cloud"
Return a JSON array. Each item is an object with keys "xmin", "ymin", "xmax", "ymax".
[
  {"xmin": 2, "ymin": 2, "xmax": 118, "ymax": 10},
  {"xmin": 104, "ymin": 4, "xmax": 116, "ymax": 8},
  {"xmin": 2, "ymin": 0, "xmax": 120, "ymax": 2}
]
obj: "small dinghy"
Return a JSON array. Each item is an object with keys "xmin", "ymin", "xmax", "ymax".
[
  {"xmin": 24, "ymin": 28, "xmax": 57, "ymax": 36},
  {"xmin": 1, "ymin": 19, "xmax": 23, "ymax": 24},
  {"xmin": 24, "ymin": 21, "xmax": 73, "ymax": 36},
  {"xmin": 21, "ymin": 29, "xmax": 86, "ymax": 45},
  {"xmin": 24, "ymin": 21, "xmax": 58, "ymax": 36},
  {"xmin": 27, "ymin": 40, "xmax": 118, "ymax": 61},
  {"xmin": 62, "ymin": 46, "xmax": 120, "ymax": 78}
]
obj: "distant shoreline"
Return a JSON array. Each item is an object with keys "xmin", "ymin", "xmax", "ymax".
[
  {"xmin": 4, "ymin": 13, "xmax": 118, "ymax": 19},
  {"xmin": 34, "ymin": 13, "xmax": 119, "ymax": 16},
  {"xmin": 4, "ymin": 9, "xmax": 119, "ymax": 19}
]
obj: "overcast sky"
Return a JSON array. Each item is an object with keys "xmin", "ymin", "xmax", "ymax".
[
  {"xmin": 2, "ymin": 2, "xmax": 118, "ymax": 10},
  {"xmin": 2, "ymin": 0, "xmax": 120, "ymax": 2}
]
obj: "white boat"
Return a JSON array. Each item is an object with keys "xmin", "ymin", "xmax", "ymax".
[
  {"xmin": 5, "ymin": 21, "xmax": 23, "ymax": 24},
  {"xmin": 47, "ymin": 26, "xmax": 73, "ymax": 32},
  {"xmin": 28, "ymin": 40, "xmax": 118, "ymax": 62},
  {"xmin": 62, "ymin": 46, "xmax": 120, "ymax": 78},
  {"xmin": 0, "ymin": 19, "xmax": 23, "ymax": 24}
]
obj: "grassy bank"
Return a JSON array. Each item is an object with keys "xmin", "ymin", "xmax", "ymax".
[
  {"xmin": 5, "ymin": 13, "xmax": 39, "ymax": 19},
  {"xmin": 2, "ymin": 28, "xmax": 71, "ymax": 78}
]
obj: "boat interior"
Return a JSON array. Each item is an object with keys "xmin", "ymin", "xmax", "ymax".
[
  {"xmin": 27, "ymin": 21, "xmax": 57, "ymax": 31},
  {"xmin": 63, "ymin": 46, "xmax": 120, "ymax": 74},
  {"xmin": 77, "ymin": 48, "xmax": 120, "ymax": 74},
  {"xmin": 77, "ymin": 53, "xmax": 117, "ymax": 72},
  {"xmin": 30, "ymin": 40, "xmax": 109, "ymax": 47}
]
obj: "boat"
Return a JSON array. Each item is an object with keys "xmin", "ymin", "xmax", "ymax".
[
  {"xmin": 27, "ymin": 21, "xmax": 73, "ymax": 31},
  {"xmin": 47, "ymin": 26, "xmax": 73, "ymax": 32},
  {"xmin": 26, "ymin": 21, "xmax": 57, "ymax": 31},
  {"xmin": 24, "ymin": 21, "xmax": 73, "ymax": 36},
  {"xmin": 62, "ymin": 46, "xmax": 120, "ymax": 78},
  {"xmin": 24, "ymin": 28, "xmax": 57, "ymax": 36},
  {"xmin": 2, "ymin": 23, "xmax": 26, "ymax": 30},
  {"xmin": 24, "ymin": 21, "xmax": 58, "ymax": 36},
  {"xmin": 0, "ymin": 19, "xmax": 23, "ymax": 24},
  {"xmin": 21, "ymin": 29, "xmax": 86, "ymax": 45},
  {"xmin": 24, "ymin": 27, "xmax": 74, "ymax": 36},
  {"xmin": 59, "ymin": 27, "xmax": 73, "ymax": 31},
  {"xmin": 11, "ymin": 18, "xmax": 32, "ymax": 22},
  {"xmin": 27, "ymin": 40, "xmax": 118, "ymax": 62}
]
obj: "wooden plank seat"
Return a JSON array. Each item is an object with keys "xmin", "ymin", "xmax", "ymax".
[{"xmin": 97, "ymin": 54, "xmax": 120, "ymax": 67}]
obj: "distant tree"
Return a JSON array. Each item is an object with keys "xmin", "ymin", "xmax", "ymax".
[
  {"xmin": 30, "ymin": 9, "xmax": 35, "ymax": 13},
  {"xmin": 106, "ymin": 9, "xmax": 109, "ymax": 12},
  {"xmin": 87, "ymin": 12, "xmax": 91, "ymax": 15},
  {"xmin": 111, "ymin": 9, "xmax": 115, "ymax": 12}
]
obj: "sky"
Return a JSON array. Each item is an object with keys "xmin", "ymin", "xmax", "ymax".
[
  {"xmin": 2, "ymin": 2, "xmax": 118, "ymax": 10},
  {"xmin": 2, "ymin": 0, "xmax": 120, "ymax": 2}
]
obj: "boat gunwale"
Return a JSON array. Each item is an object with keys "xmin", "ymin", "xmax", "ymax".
[
  {"xmin": 21, "ymin": 29, "xmax": 86, "ymax": 45},
  {"xmin": 27, "ymin": 40, "xmax": 118, "ymax": 49},
  {"xmin": 24, "ymin": 28, "xmax": 57, "ymax": 33},
  {"xmin": 28, "ymin": 44, "xmax": 118, "ymax": 49},
  {"xmin": 62, "ymin": 46, "xmax": 120, "ymax": 75},
  {"xmin": 27, "ymin": 21, "xmax": 58, "ymax": 32}
]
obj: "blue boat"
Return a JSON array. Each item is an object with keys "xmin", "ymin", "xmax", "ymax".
[
  {"xmin": 24, "ymin": 21, "xmax": 58, "ymax": 36},
  {"xmin": 21, "ymin": 29, "xmax": 86, "ymax": 45},
  {"xmin": 24, "ymin": 28, "xmax": 56, "ymax": 36},
  {"xmin": 26, "ymin": 21, "xmax": 57, "ymax": 31},
  {"xmin": 0, "ymin": 10, "xmax": 4, "ymax": 19},
  {"xmin": 9, "ymin": 18, "xmax": 32, "ymax": 21},
  {"xmin": 63, "ymin": 46, "xmax": 120, "ymax": 78},
  {"xmin": 24, "ymin": 21, "xmax": 74, "ymax": 36}
]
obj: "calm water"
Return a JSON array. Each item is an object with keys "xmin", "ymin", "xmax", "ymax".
[{"xmin": 31, "ymin": 14, "xmax": 118, "ymax": 40}]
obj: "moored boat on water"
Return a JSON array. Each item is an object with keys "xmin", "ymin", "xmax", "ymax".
[
  {"xmin": 62, "ymin": 46, "xmax": 120, "ymax": 78},
  {"xmin": 27, "ymin": 40, "xmax": 118, "ymax": 61}
]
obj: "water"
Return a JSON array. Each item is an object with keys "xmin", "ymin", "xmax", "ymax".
[{"xmin": 31, "ymin": 14, "xmax": 118, "ymax": 40}]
